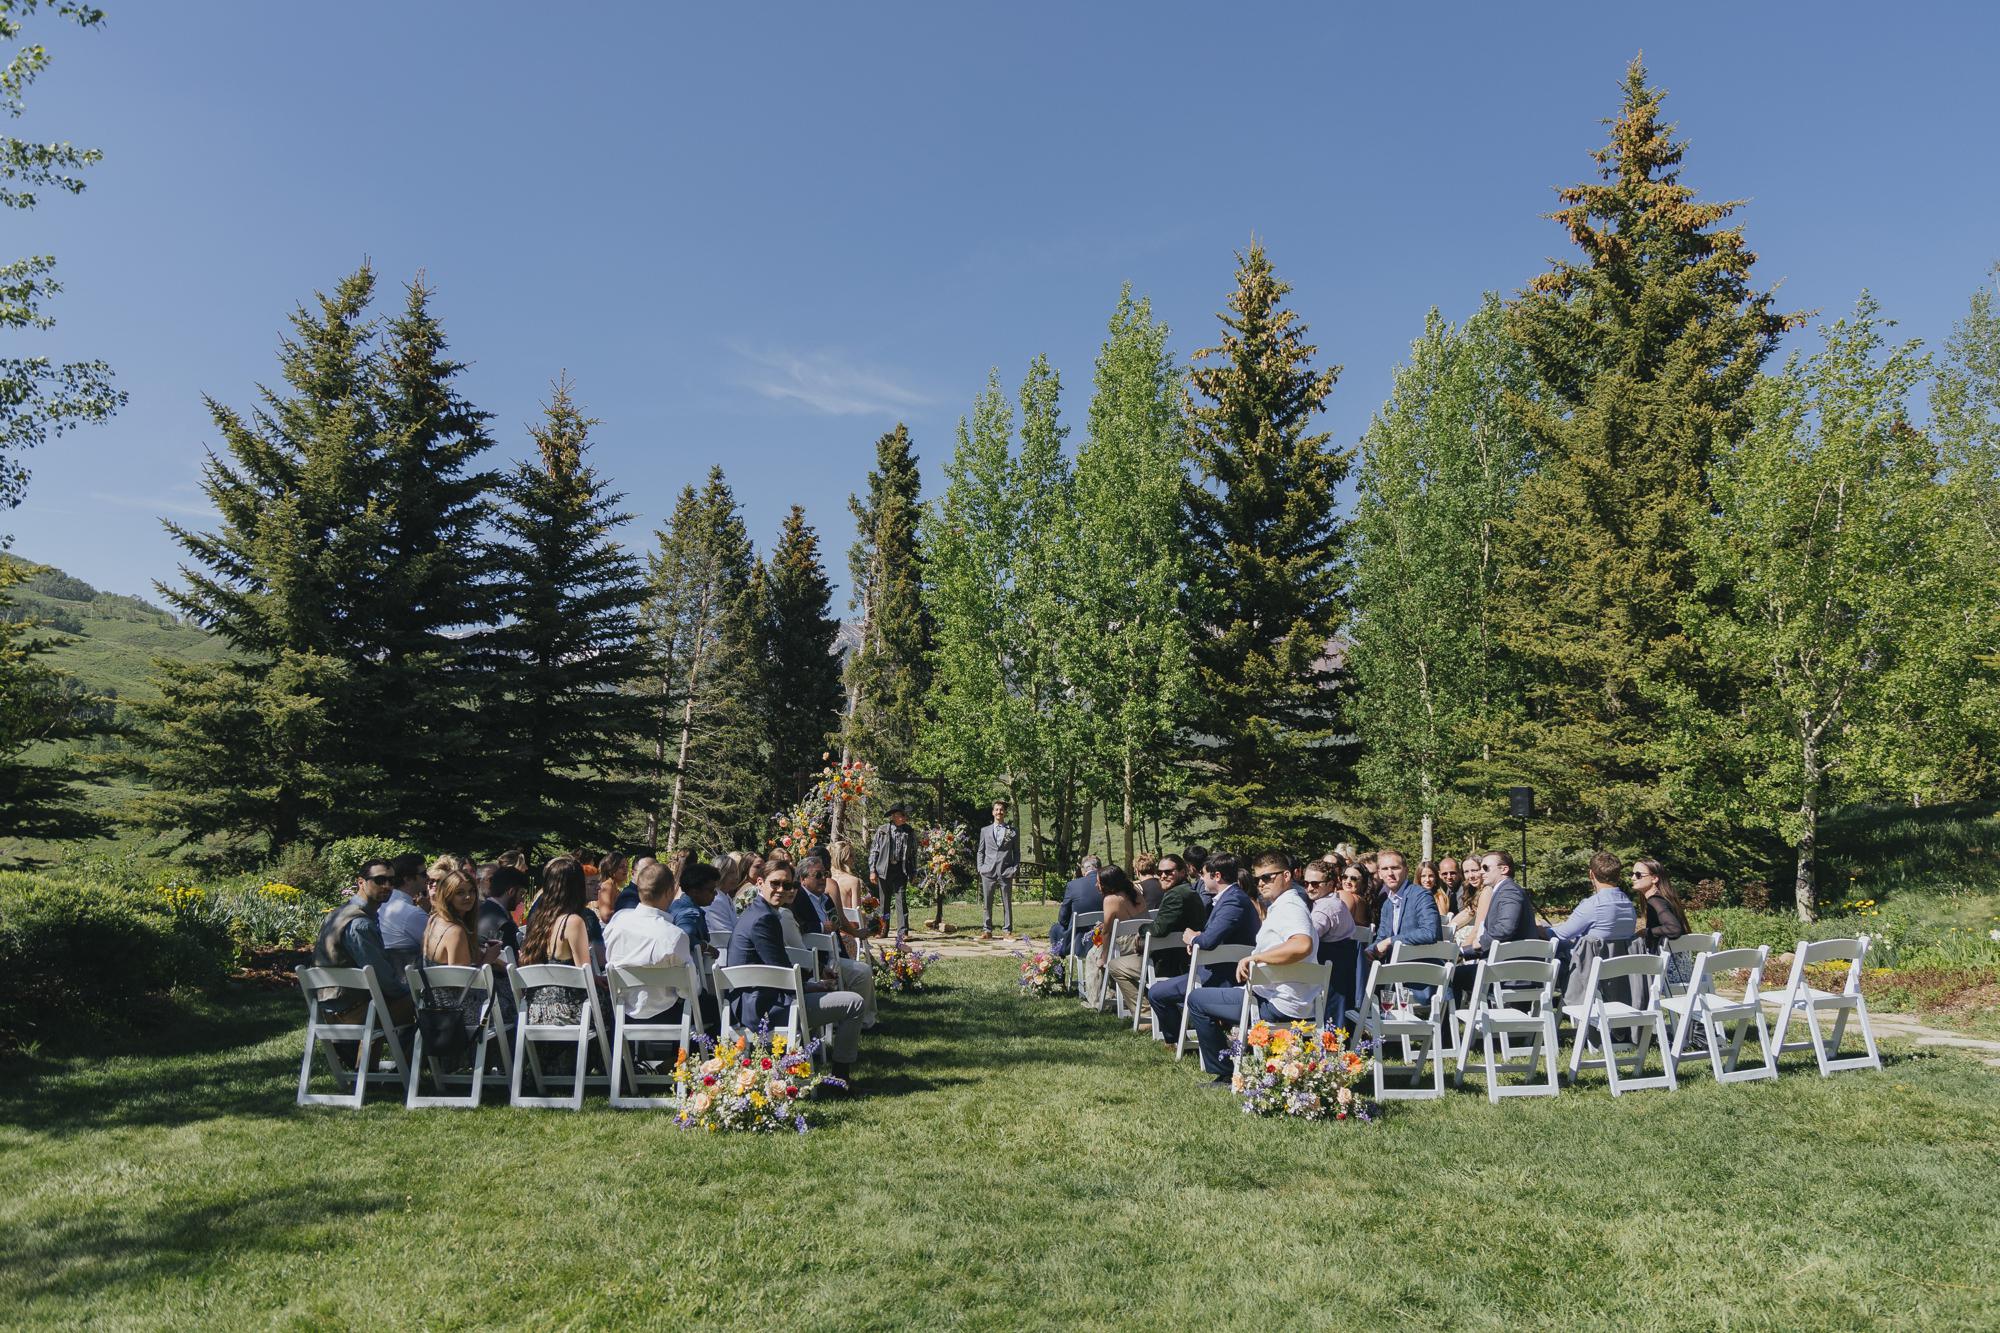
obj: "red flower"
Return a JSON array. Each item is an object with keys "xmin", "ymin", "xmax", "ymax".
[
  {"xmin": 784, "ymin": 1085, "xmax": 798, "ymax": 1098},
  {"xmin": 760, "ymin": 1058, "xmax": 773, "ymax": 1070},
  {"xmin": 701, "ymin": 1075, "xmax": 716, "ymax": 1086}
]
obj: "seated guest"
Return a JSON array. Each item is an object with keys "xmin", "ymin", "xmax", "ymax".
[
  {"xmin": 1049, "ymin": 855, "xmax": 1103, "ymax": 958},
  {"xmin": 1146, "ymin": 854, "xmax": 1207, "ymax": 981},
  {"xmin": 708, "ymin": 853, "xmax": 745, "ymax": 939},
  {"xmin": 1417, "ymin": 860, "xmax": 1441, "ymax": 916},
  {"xmin": 425, "ymin": 854, "xmax": 463, "ymax": 906},
  {"xmin": 1303, "ymin": 859, "xmax": 1357, "ymax": 1029},
  {"xmin": 378, "ymin": 852, "xmax": 431, "ymax": 979},
  {"xmin": 595, "ymin": 851, "xmax": 632, "ymax": 915},
  {"xmin": 1636, "ymin": 857, "xmax": 1693, "ymax": 986},
  {"xmin": 1436, "ymin": 856, "xmax": 1466, "ymax": 919},
  {"xmin": 1183, "ymin": 845, "xmax": 1212, "ymax": 905},
  {"xmin": 1550, "ymin": 852, "xmax": 1638, "ymax": 957},
  {"xmin": 1336, "ymin": 862, "xmax": 1374, "ymax": 930},
  {"xmin": 603, "ymin": 860, "xmax": 707, "ymax": 1043},
  {"xmin": 478, "ymin": 865, "xmax": 526, "ymax": 957},
  {"xmin": 1134, "ymin": 853, "xmax": 1164, "ymax": 911},
  {"xmin": 614, "ymin": 857, "xmax": 654, "ymax": 916},
  {"xmin": 671, "ymin": 862, "xmax": 719, "ymax": 958},
  {"xmin": 1146, "ymin": 852, "xmax": 1258, "ymax": 1044},
  {"xmin": 416, "ymin": 869, "xmax": 503, "ymax": 1049},
  {"xmin": 1452, "ymin": 853, "xmax": 1487, "ymax": 946},
  {"xmin": 726, "ymin": 865, "xmax": 865, "ymax": 1088},
  {"xmin": 518, "ymin": 858, "xmax": 598, "ymax": 1031},
  {"xmin": 1471, "ymin": 850, "xmax": 1538, "ymax": 953},
  {"xmin": 787, "ymin": 853, "xmax": 878, "ymax": 1028},
  {"xmin": 1186, "ymin": 851, "xmax": 1322, "ymax": 1083},
  {"xmin": 825, "ymin": 840, "xmax": 871, "ymax": 952},
  {"xmin": 311, "ymin": 858, "xmax": 414, "ymax": 1024},
  {"xmin": 800, "ymin": 851, "xmax": 870, "ymax": 963},
  {"xmin": 1364, "ymin": 849, "xmax": 1444, "ymax": 963},
  {"xmin": 1083, "ymin": 866, "xmax": 1146, "ymax": 1012}
]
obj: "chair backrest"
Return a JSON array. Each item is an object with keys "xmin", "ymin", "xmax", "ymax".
[
  {"xmin": 1473, "ymin": 958, "xmax": 1555, "ymax": 1007},
  {"xmin": 1370, "ymin": 960, "xmax": 1451, "ymax": 993},
  {"xmin": 710, "ymin": 928, "xmax": 733, "ymax": 956},
  {"xmin": 1390, "ymin": 940, "xmax": 1458, "ymax": 966},
  {"xmin": 1107, "ymin": 916, "xmax": 1148, "ymax": 947},
  {"xmin": 1351, "ymin": 923, "xmax": 1376, "ymax": 950},
  {"xmin": 1142, "ymin": 928, "xmax": 1188, "ymax": 960},
  {"xmin": 1588, "ymin": 951, "xmax": 1667, "ymax": 984},
  {"xmin": 804, "ymin": 931, "xmax": 839, "ymax": 973},
  {"xmin": 1798, "ymin": 934, "xmax": 1869, "ymax": 971},
  {"xmin": 785, "ymin": 946, "xmax": 816, "ymax": 973},
  {"xmin": 297, "ymin": 964, "xmax": 369, "ymax": 1008},
  {"xmin": 1492, "ymin": 938, "xmax": 1555, "ymax": 963},
  {"xmin": 1187, "ymin": 942, "xmax": 1254, "ymax": 983},
  {"xmin": 606, "ymin": 959, "xmax": 703, "ymax": 1012},
  {"xmin": 715, "ymin": 963, "xmax": 805, "ymax": 1019},
  {"xmin": 1666, "ymin": 931, "xmax": 1720, "ymax": 957},
  {"xmin": 1073, "ymin": 910, "xmax": 1105, "ymax": 937},
  {"xmin": 511, "ymin": 961, "xmax": 592, "ymax": 992},
  {"xmin": 1246, "ymin": 959, "xmax": 1333, "ymax": 989},
  {"xmin": 1692, "ymin": 946, "xmax": 1768, "ymax": 1004}
]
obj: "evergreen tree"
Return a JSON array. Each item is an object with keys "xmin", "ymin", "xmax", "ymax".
[
  {"xmin": 759, "ymin": 505, "xmax": 844, "ymax": 810},
  {"xmin": 1069, "ymin": 292, "xmax": 1189, "ymax": 866},
  {"xmin": 921, "ymin": 370, "xmax": 1017, "ymax": 803},
  {"xmin": 1349, "ymin": 299, "xmax": 1531, "ymax": 858},
  {"xmin": 0, "ymin": 559, "xmax": 108, "ymax": 842},
  {"xmin": 1495, "ymin": 56, "xmax": 1794, "ymax": 855},
  {"xmin": 485, "ymin": 375, "xmax": 650, "ymax": 848},
  {"xmin": 843, "ymin": 424, "xmax": 930, "ymax": 805},
  {"xmin": 1181, "ymin": 243, "xmax": 1352, "ymax": 847},
  {"xmin": 367, "ymin": 275, "xmax": 502, "ymax": 841},
  {"xmin": 136, "ymin": 268, "xmax": 390, "ymax": 852}
]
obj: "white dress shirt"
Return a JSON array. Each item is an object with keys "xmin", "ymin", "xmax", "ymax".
[
  {"xmin": 1252, "ymin": 889, "xmax": 1323, "ymax": 1018},
  {"xmin": 602, "ymin": 904, "xmax": 693, "ymax": 1018},
  {"xmin": 377, "ymin": 888, "xmax": 428, "ymax": 953}
]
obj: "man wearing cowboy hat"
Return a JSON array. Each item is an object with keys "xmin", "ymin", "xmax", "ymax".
[{"xmin": 868, "ymin": 804, "xmax": 920, "ymax": 937}]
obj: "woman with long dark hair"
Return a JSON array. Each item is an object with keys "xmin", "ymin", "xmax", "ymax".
[
  {"xmin": 519, "ymin": 857, "xmax": 594, "ymax": 1028},
  {"xmin": 1636, "ymin": 858, "xmax": 1694, "ymax": 986}
]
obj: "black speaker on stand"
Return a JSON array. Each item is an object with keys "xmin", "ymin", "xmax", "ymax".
[{"xmin": 1507, "ymin": 786, "xmax": 1534, "ymax": 886}]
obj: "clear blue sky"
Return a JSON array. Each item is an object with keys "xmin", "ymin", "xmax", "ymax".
[{"xmin": 12, "ymin": 1, "xmax": 1999, "ymax": 608}]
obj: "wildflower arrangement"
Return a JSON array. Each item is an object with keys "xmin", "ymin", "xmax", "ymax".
[
  {"xmin": 1229, "ymin": 1022, "xmax": 1374, "ymax": 1122},
  {"xmin": 768, "ymin": 761, "xmax": 877, "ymax": 855},
  {"xmin": 673, "ymin": 1025, "xmax": 842, "ymax": 1133},
  {"xmin": 860, "ymin": 894, "xmax": 886, "ymax": 936},
  {"xmin": 872, "ymin": 945, "xmax": 940, "ymax": 993},
  {"xmin": 1017, "ymin": 949, "xmax": 1067, "ymax": 996},
  {"xmin": 155, "ymin": 882, "xmax": 211, "ymax": 915},
  {"xmin": 917, "ymin": 822, "xmax": 969, "ymax": 909}
]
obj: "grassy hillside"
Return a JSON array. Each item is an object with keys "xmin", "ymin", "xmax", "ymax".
[{"xmin": 2, "ymin": 556, "xmax": 230, "ymax": 706}]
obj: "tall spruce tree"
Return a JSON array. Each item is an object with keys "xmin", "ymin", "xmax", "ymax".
[
  {"xmin": 136, "ymin": 267, "xmax": 390, "ymax": 852},
  {"xmin": 0, "ymin": 558, "xmax": 108, "ymax": 842},
  {"xmin": 485, "ymin": 375, "xmax": 650, "ymax": 848},
  {"xmin": 1350, "ymin": 299, "xmax": 1531, "ymax": 858},
  {"xmin": 843, "ymin": 424, "xmax": 930, "ymax": 805},
  {"xmin": 1181, "ymin": 243, "xmax": 1352, "ymax": 847},
  {"xmin": 1495, "ymin": 56, "xmax": 1794, "ymax": 855},
  {"xmin": 1070, "ymin": 293, "xmax": 1189, "ymax": 865},
  {"xmin": 759, "ymin": 505, "xmax": 844, "ymax": 809}
]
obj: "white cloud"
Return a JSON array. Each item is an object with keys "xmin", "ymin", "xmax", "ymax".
[
  {"xmin": 89, "ymin": 487, "xmax": 218, "ymax": 520},
  {"xmin": 730, "ymin": 344, "xmax": 933, "ymax": 417}
]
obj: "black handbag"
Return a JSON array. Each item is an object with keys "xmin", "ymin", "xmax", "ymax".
[{"xmin": 413, "ymin": 955, "xmax": 480, "ymax": 1063}]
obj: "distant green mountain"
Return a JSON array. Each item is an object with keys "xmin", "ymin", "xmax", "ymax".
[{"xmin": 2, "ymin": 556, "xmax": 231, "ymax": 708}]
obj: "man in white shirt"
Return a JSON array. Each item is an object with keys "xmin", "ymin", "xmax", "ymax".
[
  {"xmin": 376, "ymin": 852, "xmax": 430, "ymax": 977},
  {"xmin": 603, "ymin": 863, "xmax": 697, "ymax": 1036},
  {"xmin": 1185, "ymin": 850, "xmax": 1323, "ymax": 1083}
]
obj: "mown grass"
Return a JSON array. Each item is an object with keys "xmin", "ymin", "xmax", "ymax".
[{"xmin": 2, "ymin": 957, "xmax": 1996, "ymax": 1330}]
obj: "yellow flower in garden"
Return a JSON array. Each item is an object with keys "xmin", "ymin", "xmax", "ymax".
[
  {"xmin": 260, "ymin": 882, "xmax": 302, "ymax": 901},
  {"xmin": 750, "ymin": 1092, "xmax": 766, "ymax": 1109},
  {"xmin": 772, "ymin": 1035, "xmax": 787, "ymax": 1055}
]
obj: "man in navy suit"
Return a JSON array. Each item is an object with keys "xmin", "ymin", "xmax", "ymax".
[
  {"xmin": 1366, "ymin": 848, "xmax": 1444, "ymax": 961},
  {"xmin": 725, "ymin": 866, "xmax": 864, "ymax": 1084},
  {"xmin": 1146, "ymin": 852, "xmax": 1259, "ymax": 1043},
  {"xmin": 1049, "ymin": 855, "xmax": 1103, "ymax": 957}
]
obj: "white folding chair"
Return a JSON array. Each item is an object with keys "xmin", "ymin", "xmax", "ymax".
[
  {"xmin": 1069, "ymin": 911, "xmax": 1105, "ymax": 999},
  {"xmin": 507, "ymin": 962, "xmax": 611, "ymax": 1109},
  {"xmin": 1454, "ymin": 957, "xmax": 1560, "ymax": 1101},
  {"xmin": 705, "ymin": 929, "xmax": 733, "ymax": 1009},
  {"xmin": 294, "ymin": 964, "xmax": 414, "ymax": 1108},
  {"xmin": 1133, "ymin": 928, "xmax": 1189, "ymax": 1035},
  {"xmin": 1655, "ymin": 931, "xmax": 1721, "ymax": 1005},
  {"xmin": 1493, "ymin": 938, "xmax": 1557, "ymax": 963},
  {"xmin": 1236, "ymin": 959, "xmax": 1335, "ymax": 1031},
  {"xmin": 1770, "ymin": 936, "xmax": 1882, "ymax": 1076},
  {"xmin": 1094, "ymin": 916, "xmax": 1151, "ymax": 1015},
  {"xmin": 1388, "ymin": 939, "xmax": 1460, "ymax": 1065},
  {"xmin": 1174, "ymin": 943, "xmax": 1254, "ymax": 1059},
  {"xmin": 403, "ymin": 963, "xmax": 510, "ymax": 1109},
  {"xmin": 1662, "ymin": 946, "xmax": 1777, "ymax": 1084},
  {"xmin": 606, "ymin": 958, "xmax": 707, "ymax": 1110},
  {"xmin": 715, "ymin": 962, "xmax": 811, "ymax": 1047},
  {"xmin": 1561, "ymin": 952, "xmax": 1676, "ymax": 1096},
  {"xmin": 1353, "ymin": 960, "xmax": 1451, "ymax": 1100}
]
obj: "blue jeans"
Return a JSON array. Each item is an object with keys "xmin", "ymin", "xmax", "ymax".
[{"xmin": 1188, "ymin": 986, "xmax": 1289, "ymax": 1077}]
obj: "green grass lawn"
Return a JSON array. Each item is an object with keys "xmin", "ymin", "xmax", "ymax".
[{"xmin": 3, "ymin": 957, "xmax": 1997, "ymax": 1329}]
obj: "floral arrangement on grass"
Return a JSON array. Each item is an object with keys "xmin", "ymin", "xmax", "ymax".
[
  {"xmin": 917, "ymin": 822, "xmax": 969, "ymax": 910},
  {"xmin": 1229, "ymin": 1022, "xmax": 1375, "ymax": 1122},
  {"xmin": 872, "ymin": 945, "xmax": 940, "ymax": 993},
  {"xmin": 859, "ymin": 894, "xmax": 886, "ymax": 937},
  {"xmin": 673, "ymin": 1025, "xmax": 842, "ymax": 1133},
  {"xmin": 1017, "ymin": 949, "xmax": 1067, "ymax": 996}
]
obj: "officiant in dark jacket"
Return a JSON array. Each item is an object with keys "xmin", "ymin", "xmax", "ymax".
[{"xmin": 868, "ymin": 805, "xmax": 920, "ymax": 936}]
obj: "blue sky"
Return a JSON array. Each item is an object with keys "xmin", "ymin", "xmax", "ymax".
[{"xmin": 11, "ymin": 1, "xmax": 1999, "ymax": 608}]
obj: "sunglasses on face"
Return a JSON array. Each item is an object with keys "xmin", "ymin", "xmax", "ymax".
[
  {"xmin": 1255, "ymin": 870, "xmax": 1284, "ymax": 884},
  {"xmin": 1303, "ymin": 878, "xmax": 1329, "ymax": 888},
  {"xmin": 367, "ymin": 875, "xmax": 393, "ymax": 886}
]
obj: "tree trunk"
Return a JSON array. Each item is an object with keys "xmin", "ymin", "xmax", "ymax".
[
  {"xmin": 665, "ymin": 585, "xmax": 713, "ymax": 851},
  {"xmin": 1078, "ymin": 785, "xmax": 1093, "ymax": 868},
  {"xmin": 1121, "ymin": 752, "xmax": 1135, "ymax": 869},
  {"xmin": 1103, "ymin": 796, "xmax": 1113, "ymax": 862},
  {"xmin": 1795, "ymin": 732, "xmax": 1822, "ymax": 923},
  {"xmin": 1420, "ymin": 812, "xmax": 1434, "ymax": 865}
]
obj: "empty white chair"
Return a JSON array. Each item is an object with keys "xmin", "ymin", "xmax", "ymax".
[
  {"xmin": 294, "ymin": 964, "xmax": 413, "ymax": 1108},
  {"xmin": 1455, "ymin": 957, "xmax": 1561, "ymax": 1101},
  {"xmin": 1235, "ymin": 958, "xmax": 1336, "ymax": 1032},
  {"xmin": 1655, "ymin": 931, "xmax": 1721, "ymax": 1005},
  {"xmin": 1492, "ymin": 938, "xmax": 1557, "ymax": 963},
  {"xmin": 403, "ymin": 962, "xmax": 510, "ymax": 1109},
  {"xmin": 1094, "ymin": 916, "xmax": 1151, "ymax": 1015},
  {"xmin": 1770, "ymin": 936, "xmax": 1882, "ymax": 1076},
  {"xmin": 715, "ymin": 962, "xmax": 811, "ymax": 1047},
  {"xmin": 1132, "ymin": 928, "xmax": 1188, "ymax": 1035},
  {"xmin": 1352, "ymin": 960, "xmax": 1452, "ymax": 1100},
  {"xmin": 1662, "ymin": 946, "xmax": 1777, "ymax": 1084},
  {"xmin": 606, "ymin": 958, "xmax": 707, "ymax": 1109},
  {"xmin": 507, "ymin": 962, "xmax": 611, "ymax": 1109},
  {"xmin": 1388, "ymin": 939, "xmax": 1460, "ymax": 1065},
  {"xmin": 1175, "ymin": 942, "xmax": 1255, "ymax": 1059},
  {"xmin": 1561, "ymin": 951, "xmax": 1676, "ymax": 1096},
  {"xmin": 1069, "ymin": 911, "xmax": 1105, "ymax": 998}
]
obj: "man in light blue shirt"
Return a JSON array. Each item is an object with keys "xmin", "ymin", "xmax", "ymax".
[
  {"xmin": 1549, "ymin": 852, "xmax": 1639, "ymax": 956},
  {"xmin": 376, "ymin": 852, "xmax": 430, "ymax": 977}
]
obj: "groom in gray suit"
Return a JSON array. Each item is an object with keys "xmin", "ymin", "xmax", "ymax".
[{"xmin": 976, "ymin": 799, "xmax": 1020, "ymax": 939}]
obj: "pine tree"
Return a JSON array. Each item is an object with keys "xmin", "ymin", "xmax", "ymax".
[
  {"xmin": 1070, "ymin": 292, "xmax": 1190, "ymax": 866},
  {"xmin": 366, "ymin": 275, "xmax": 502, "ymax": 841},
  {"xmin": 135, "ymin": 267, "xmax": 390, "ymax": 852},
  {"xmin": 485, "ymin": 375, "xmax": 651, "ymax": 848},
  {"xmin": 759, "ymin": 504, "xmax": 844, "ymax": 809},
  {"xmin": 1350, "ymin": 299, "xmax": 1531, "ymax": 858},
  {"xmin": 843, "ymin": 424, "xmax": 930, "ymax": 805},
  {"xmin": 1181, "ymin": 243, "xmax": 1352, "ymax": 847},
  {"xmin": 1495, "ymin": 56, "xmax": 1794, "ymax": 855},
  {"xmin": 0, "ymin": 558, "xmax": 108, "ymax": 842}
]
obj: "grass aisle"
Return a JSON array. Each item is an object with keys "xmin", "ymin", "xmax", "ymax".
[{"xmin": 2, "ymin": 957, "xmax": 1998, "ymax": 1329}]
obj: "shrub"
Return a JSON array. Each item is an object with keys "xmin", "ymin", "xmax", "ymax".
[
  {"xmin": 1687, "ymin": 878, "xmax": 1729, "ymax": 911},
  {"xmin": 319, "ymin": 836, "xmax": 416, "ymax": 884},
  {"xmin": 1738, "ymin": 880, "xmax": 1771, "ymax": 912},
  {"xmin": 1688, "ymin": 907, "xmax": 1853, "ymax": 955},
  {"xmin": 262, "ymin": 842, "xmax": 335, "ymax": 898},
  {"xmin": 0, "ymin": 876, "xmax": 234, "ymax": 1048}
]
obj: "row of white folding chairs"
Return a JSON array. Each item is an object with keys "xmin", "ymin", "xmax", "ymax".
[{"xmin": 295, "ymin": 957, "xmax": 834, "ymax": 1111}]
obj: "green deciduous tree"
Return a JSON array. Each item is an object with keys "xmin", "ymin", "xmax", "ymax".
[
  {"xmin": 1686, "ymin": 298, "xmax": 1955, "ymax": 919},
  {"xmin": 1181, "ymin": 242, "xmax": 1352, "ymax": 848},
  {"xmin": 1495, "ymin": 56, "xmax": 1794, "ymax": 856},
  {"xmin": 1350, "ymin": 298, "xmax": 1531, "ymax": 859}
]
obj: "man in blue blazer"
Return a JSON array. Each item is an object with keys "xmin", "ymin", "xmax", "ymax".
[
  {"xmin": 1366, "ymin": 849, "xmax": 1444, "ymax": 961},
  {"xmin": 725, "ymin": 867, "xmax": 864, "ymax": 1084},
  {"xmin": 1146, "ymin": 852, "xmax": 1259, "ymax": 1043},
  {"xmin": 1049, "ymin": 855, "xmax": 1103, "ymax": 957}
]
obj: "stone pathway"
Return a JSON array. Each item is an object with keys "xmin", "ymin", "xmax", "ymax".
[
  {"xmin": 1852, "ymin": 1011, "xmax": 2000, "ymax": 1068},
  {"xmin": 877, "ymin": 927, "xmax": 1042, "ymax": 960}
]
